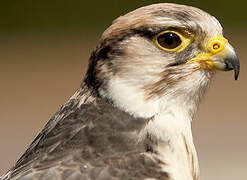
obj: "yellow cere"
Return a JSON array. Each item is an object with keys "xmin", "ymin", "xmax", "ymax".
[
  {"xmin": 153, "ymin": 30, "xmax": 193, "ymax": 52},
  {"xmin": 207, "ymin": 35, "xmax": 228, "ymax": 54}
]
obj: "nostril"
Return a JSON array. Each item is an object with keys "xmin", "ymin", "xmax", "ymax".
[{"xmin": 213, "ymin": 43, "xmax": 220, "ymax": 50}]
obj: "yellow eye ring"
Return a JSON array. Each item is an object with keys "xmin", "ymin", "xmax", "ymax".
[{"xmin": 153, "ymin": 30, "xmax": 192, "ymax": 52}]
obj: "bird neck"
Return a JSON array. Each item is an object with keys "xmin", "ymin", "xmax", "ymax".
[
  {"xmin": 100, "ymin": 72, "xmax": 211, "ymax": 180},
  {"xmin": 81, "ymin": 69, "xmax": 211, "ymax": 180}
]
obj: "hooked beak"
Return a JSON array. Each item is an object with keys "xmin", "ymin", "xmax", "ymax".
[
  {"xmin": 210, "ymin": 43, "xmax": 240, "ymax": 80},
  {"xmin": 186, "ymin": 36, "xmax": 240, "ymax": 80}
]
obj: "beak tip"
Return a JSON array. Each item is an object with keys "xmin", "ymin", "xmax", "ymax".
[
  {"xmin": 223, "ymin": 50, "xmax": 240, "ymax": 80},
  {"xmin": 234, "ymin": 66, "xmax": 240, "ymax": 80}
]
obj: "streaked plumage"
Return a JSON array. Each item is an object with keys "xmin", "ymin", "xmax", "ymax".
[{"xmin": 1, "ymin": 3, "xmax": 239, "ymax": 180}]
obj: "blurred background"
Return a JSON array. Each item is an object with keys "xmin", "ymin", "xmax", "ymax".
[{"xmin": 0, "ymin": 0, "xmax": 246, "ymax": 179}]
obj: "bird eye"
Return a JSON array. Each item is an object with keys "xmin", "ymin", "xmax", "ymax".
[
  {"xmin": 153, "ymin": 30, "xmax": 193, "ymax": 52},
  {"xmin": 156, "ymin": 32, "xmax": 182, "ymax": 50}
]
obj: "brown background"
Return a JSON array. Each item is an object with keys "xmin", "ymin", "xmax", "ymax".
[{"xmin": 0, "ymin": 1, "xmax": 246, "ymax": 179}]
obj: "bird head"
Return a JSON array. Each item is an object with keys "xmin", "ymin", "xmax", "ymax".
[{"xmin": 85, "ymin": 3, "xmax": 239, "ymax": 118}]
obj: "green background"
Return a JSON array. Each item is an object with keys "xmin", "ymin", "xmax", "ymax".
[{"xmin": 0, "ymin": 0, "xmax": 246, "ymax": 34}]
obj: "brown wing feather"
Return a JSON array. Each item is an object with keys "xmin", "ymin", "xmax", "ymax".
[{"xmin": 1, "ymin": 96, "xmax": 169, "ymax": 180}]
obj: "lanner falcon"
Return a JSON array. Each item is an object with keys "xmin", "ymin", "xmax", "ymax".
[{"xmin": 1, "ymin": 3, "xmax": 239, "ymax": 180}]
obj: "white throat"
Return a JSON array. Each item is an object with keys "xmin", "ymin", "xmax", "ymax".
[{"xmin": 103, "ymin": 70, "xmax": 210, "ymax": 119}]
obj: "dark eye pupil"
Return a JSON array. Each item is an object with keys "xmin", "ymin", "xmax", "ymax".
[{"xmin": 157, "ymin": 32, "xmax": 182, "ymax": 49}]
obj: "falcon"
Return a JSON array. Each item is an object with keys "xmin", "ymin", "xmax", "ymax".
[{"xmin": 1, "ymin": 3, "xmax": 239, "ymax": 180}]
